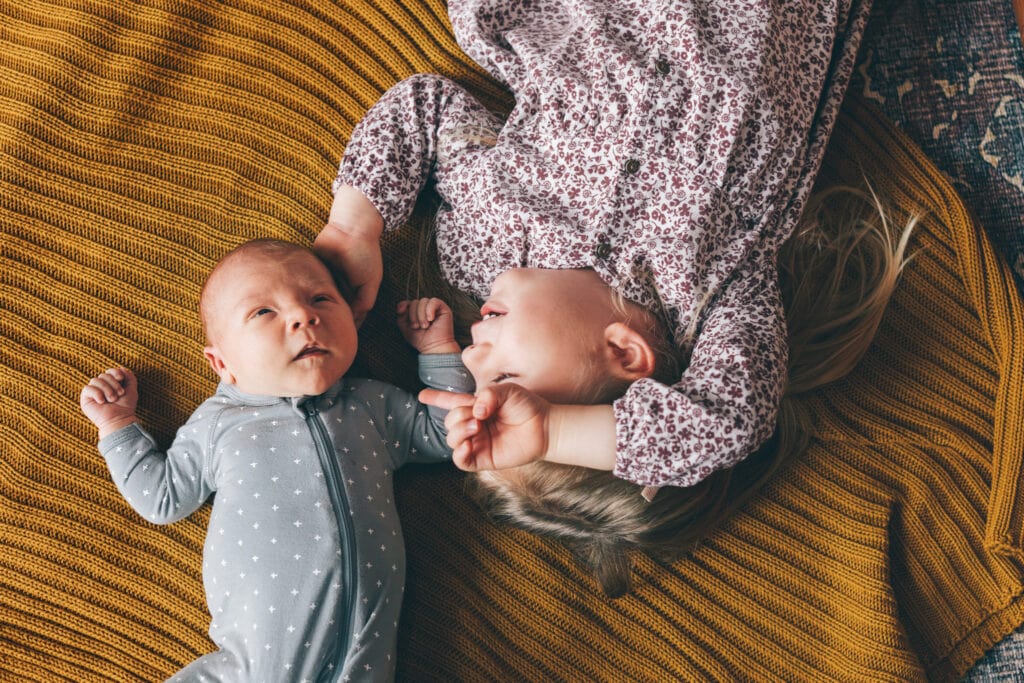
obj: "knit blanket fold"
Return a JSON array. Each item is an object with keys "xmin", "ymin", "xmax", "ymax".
[{"xmin": 1, "ymin": 1, "xmax": 1023, "ymax": 680}]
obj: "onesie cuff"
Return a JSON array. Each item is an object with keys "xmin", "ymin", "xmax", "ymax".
[
  {"xmin": 418, "ymin": 353, "xmax": 466, "ymax": 369},
  {"xmin": 418, "ymin": 353, "xmax": 474, "ymax": 394},
  {"xmin": 97, "ymin": 422, "xmax": 155, "ymax": 455}
]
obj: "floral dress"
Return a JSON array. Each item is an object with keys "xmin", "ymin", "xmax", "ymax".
[{"xmin": 335, "ymin": 0, "xmax": 871, "ymax": 487}]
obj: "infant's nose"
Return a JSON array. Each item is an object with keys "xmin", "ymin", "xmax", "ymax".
[{"xmin": 290, "ymin": 307, "xmax": 318, "ymax": 329}]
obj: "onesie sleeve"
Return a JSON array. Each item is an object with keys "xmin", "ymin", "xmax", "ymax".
[
  {"xmin": 612, "ymin": 249, "xmax": 787, "ymax": 487},
  {"xmin": 376, "ymin": 353, "xmax": 475, "ymax": 468},
  {"xmin": 334, "ymin": 74, "xmax": 501, "ymax": 232},
  {"xmin": 97, "ymin": 407, "xmax": 218, "ymax": 524}
]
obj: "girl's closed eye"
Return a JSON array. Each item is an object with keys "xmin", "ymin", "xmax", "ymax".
[
  {"xmin": 492, "ymin": 372, "xmax": 516, "ymax": 383},
  {"xmin": 480, "ymin": 303, "xmax": 505, "ymax": 320}
]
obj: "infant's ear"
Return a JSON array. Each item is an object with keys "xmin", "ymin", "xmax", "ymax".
[
  {"xmin": 603, "ymin": 322, "xmax": 657, "ymax": 381},
  {"xmin": 203, "ymin": 346, "xmax": 235, "ymax": 384}
]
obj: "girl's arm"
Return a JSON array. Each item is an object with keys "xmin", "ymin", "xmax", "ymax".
[
  {"xmin": 315, "ymin": 75, "xmax": 500, "ymax": 321},
  {"xmin": 613, "ymin": 250, "xmax": 787, "ymax": 487},
  {"xmin": 313, "ymin": 187, "xmax": 384, "ymax": 327},
  {"xmin": 331, "ymin": 73, "xmax": 499, "ymax": 232},
  {"xmin": 420, "ymin": 385, "xmax": 616, "ymax": 473}
]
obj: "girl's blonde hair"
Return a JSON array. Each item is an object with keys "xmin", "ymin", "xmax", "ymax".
[{"xmin": 412, "ymin": 185, "xmax": 915, "ymax": 597}]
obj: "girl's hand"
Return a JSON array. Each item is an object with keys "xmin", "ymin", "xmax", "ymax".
[
  {"xmin": 314, "ymin": 186, "xmax": 385, "ymax": 327},
  {"xmin": 79, "ymin": 367, "xmax": 139, "ymax": 438},
  {"xmin": 420, "ymin": 384, "xmax": 550, "ymax": 471},
  {"xmin": 397, "ymin": 297, "xmax": 460, "ymax": 355}
]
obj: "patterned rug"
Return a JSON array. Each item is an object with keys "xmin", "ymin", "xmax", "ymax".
[{"xmin": 856, "ymin": 0, "xmax": 1024, "ymax": 297}]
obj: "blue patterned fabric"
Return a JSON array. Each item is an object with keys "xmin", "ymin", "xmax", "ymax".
[
  {"xmin": 963, "ymin": 623, "xmax": 1024, "ymax": 681},
  {"xmin": 855, "ymin": 0, "xmax": 1024, "ymax": 297}
]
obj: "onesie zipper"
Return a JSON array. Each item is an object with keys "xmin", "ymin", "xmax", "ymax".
[{"xmin": 304, "ymin": 403, "xmax": 357, "ymax": 682}]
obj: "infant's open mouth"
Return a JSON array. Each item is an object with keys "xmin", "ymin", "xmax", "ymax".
[{"xmin": 294, "ymin": 345, "xmax": 327, "ymax": 361}]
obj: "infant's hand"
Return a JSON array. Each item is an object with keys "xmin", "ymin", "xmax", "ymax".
[
  {"xmin": 397, "ymin": 297, "xmax": 460, "ymax": 355},
  {"xmin": 79, "ymin": 367, "xmax": 139, "ymax": 438}
]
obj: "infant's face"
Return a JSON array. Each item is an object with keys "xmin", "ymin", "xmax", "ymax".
[
  {"xmin": 461, "ymin": 268, "xmax": 613, "ymax": 404},
  {"xmin": 204, "ymin": 250, "xmax": 357, "ymax": 397}
]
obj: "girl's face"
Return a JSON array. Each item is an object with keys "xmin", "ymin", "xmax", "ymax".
[{"xmin": 461, "ymin": 268, "xmax": 615, "ymax": 403}]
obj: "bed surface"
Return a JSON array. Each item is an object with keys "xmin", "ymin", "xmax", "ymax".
[{"xmin": 2, "ymin": 1, "xmax": 1024, "ymax": 680}]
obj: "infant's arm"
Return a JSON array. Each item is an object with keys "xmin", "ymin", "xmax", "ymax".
[
  {"xmin": 366, "ymin": 351, "xmax": 474, "ymax": 468},
  {"xmin": 80, "ymin": 367, "xmax": 139, "ymax": 438},
  {"xmin": 81, "ymin": 367, "xmax": 213, "ymax": 524}
]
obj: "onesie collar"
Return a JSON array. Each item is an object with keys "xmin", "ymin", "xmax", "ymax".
[{"xmin": 215, "ymin": 379, "xmax": 348, "ymax": 410}]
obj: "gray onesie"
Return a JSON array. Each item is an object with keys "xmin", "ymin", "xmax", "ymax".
[{"xmin": 98, "ymin": 354, "xmax": 471, "ymax": 682}]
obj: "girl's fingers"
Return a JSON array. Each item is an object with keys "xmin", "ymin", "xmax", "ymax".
[
  {"xmin": 472, "ymin": 388, "xmax": 498, "ymax": 420},
  {"xmin": 452, "ymin": 443, "xmax": 477, "ymax": 471},
  {"xmin": 443, "ymin": 411, "xmax": 482, "ymax": 453},
  {"xmin": 419, "ymin": 388, "xmax": 475, "ymax": 410}
]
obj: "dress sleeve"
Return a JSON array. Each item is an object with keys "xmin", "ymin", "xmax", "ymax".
[
  {"xmin": 97, "ymin": 409, "xmax": 218, "ymax": 524},
  {"xmin": 334, "ymin": 74, "xmax": 501, "ymax": 232},
  {"xmin": 612, "ymin": 249, "xmax": 787, "ymax": 487}
]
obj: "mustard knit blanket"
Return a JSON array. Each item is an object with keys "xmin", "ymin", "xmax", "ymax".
[{"xmin": 2, "ymin": 1, "xmax": 1023, "ymax": 680}]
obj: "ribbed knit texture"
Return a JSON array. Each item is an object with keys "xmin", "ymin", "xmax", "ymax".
[{"xmin": 1, "ymin": 1, "xmax": 1022, "ymax": 681}]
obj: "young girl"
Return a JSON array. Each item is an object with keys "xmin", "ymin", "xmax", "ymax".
[
  {"xmin": 415, "ymin": 188, "xmax": 913, "ymax": 595},
  {"xmin": 317, "ymin": 0, "xmax": 871, "ymax": 491},
  {"xmin": 314, "ymin": 0, "xmax": 878, "ymax": 588}
]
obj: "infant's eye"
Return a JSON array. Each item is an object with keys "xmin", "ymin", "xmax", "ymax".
[
  {"xmin": 254, "ymin": 308, "xmax": 273, "ymax": 317},
  {"xmin": 492, "ymin": 373, "xmax": 512, "ymax": 383}
]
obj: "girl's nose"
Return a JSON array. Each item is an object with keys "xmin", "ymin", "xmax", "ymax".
[{"xmin": 460, "ymin": 343, "xmax": 487, "ymax": 376}]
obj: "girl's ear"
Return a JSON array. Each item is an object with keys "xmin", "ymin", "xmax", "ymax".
[
  {"xmin": 204, "ymin": 346, "xmax": 235, "ymax": 384},
  {"xmin": 603, "ymin": 322, "xmax": 657, "ymax": 381}
]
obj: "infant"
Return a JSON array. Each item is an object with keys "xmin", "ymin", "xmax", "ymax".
[{"xmin": 79, "ymin": 239, "xmax": 470, "ymax": 682}]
